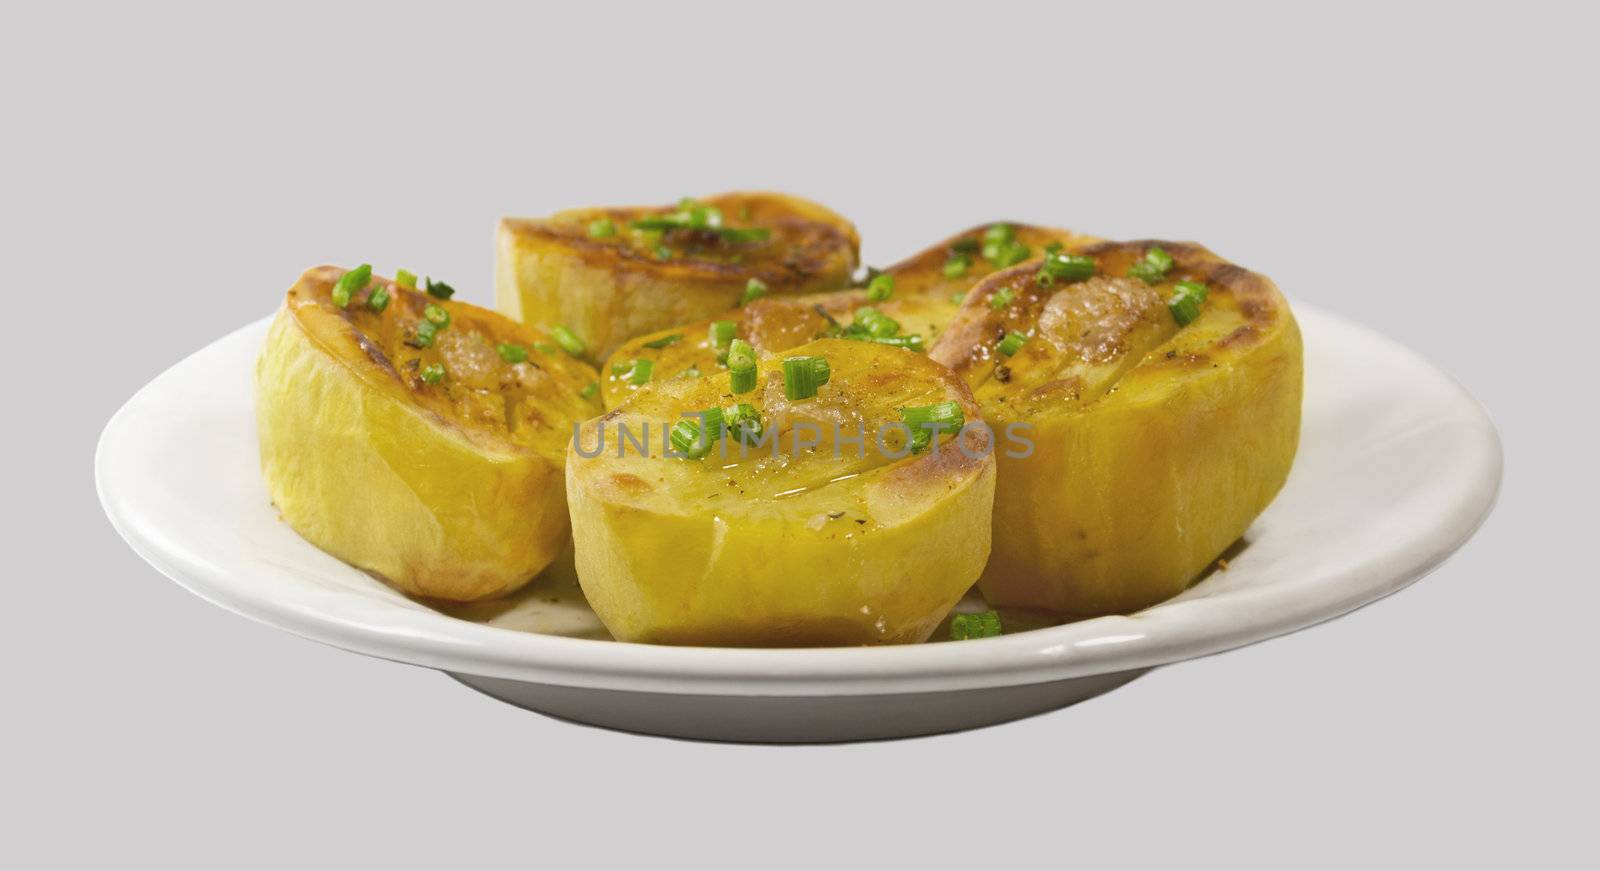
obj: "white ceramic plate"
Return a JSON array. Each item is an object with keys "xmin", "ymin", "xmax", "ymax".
[{"xmin": 96, "ymin": 304, "xmax": 1500, "ymax": 742}]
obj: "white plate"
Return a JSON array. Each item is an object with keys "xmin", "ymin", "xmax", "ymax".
[{"xmin": 96, "ymin": 305, "xmax": 1501, "ymax": 742}]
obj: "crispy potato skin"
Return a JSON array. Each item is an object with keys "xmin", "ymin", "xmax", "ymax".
[
  {"xmin": 496, "ymin": 191, "xmax": 860, "ymax": 361},
  {"xmin": 600, "ymin": 224, "xmax": 1098, "ymax": 408},
  {"xmin": 256, "ymin": 267, "xmax": 602, "ymax": 602},
  {"xmin": 930, "ymin": 242, "xmax": 1303, "ymax": 616},
  {"xmin": 566, "ymin": 338, "xmax": 996, "ymax": 646}
]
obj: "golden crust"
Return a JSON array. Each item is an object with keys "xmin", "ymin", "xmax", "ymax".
[{"xmin": 495, "ymin": 191, "xmax": 860, "ymax": 360}]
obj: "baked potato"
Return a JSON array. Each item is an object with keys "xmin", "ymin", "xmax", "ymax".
[
  {"xmin": 929, "ymin": 241, "xmax": 1302, "ymax": 616},
  {"xmin": 256, "ymin": 266, "xmax": 602, "ymax": 602},
  {"xmin": 601, "ymin": 223, "xmax": 1098, "ymax": 408},
  {"xmin": 495, "ymin": 191, "xmax": 860, "ymax": 361},
  {"xmin": 566, "ymin": 337, "xmax": 996, "ymax": 646}
]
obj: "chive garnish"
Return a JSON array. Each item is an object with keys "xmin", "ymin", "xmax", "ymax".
[
  {"xmin": 989, "ymin": 287, "xmax": 1016, "ymax": 310},
  {"xmin": 550, "ymin": 325, "xmax": 586, "ymax": 357},
  {"xmin": 866, "ymin": 273, "xmax": 895, "ymax": 302},
  {"xmin": 497, "ymin": 343, "xmax": 528, "ymax": 364},
  {"xmin": 782, "ymin": 356, "xmax": 830, "ymax": 400},
  {"xmin": 588, "ymin": 218, "xmax": 616, "ymax": 239},
  {"xmin": 727, "ymin": 338, "xmax": 757, "ymax": 394},
  {"xmin": 742, "ymin": 277, "xmax": 769, "ymax": 305},
  {"xmin": 423, "ymin": 303, "xmax": 450, "ymax": 329},
  {"xmin": 724, "ymin": 402, "xmax": 763, "ymax": 445},
  {"xmin": 331, "ymin": 264, "xmax": 371, "ymax": 308},
  {"xmin": 901, "ymin": 401, "xmax": 964, "ymax": 453},
  {"xmin": 580, "ymin": 381, "xmax": 599, "ymax": 400},
  {"xmin": 709, "ymin": 320, "xmax": 737, "ymax": 349},
  {"xmin": 998, "ymin": 332, "xmax": 1026, "ymax": 356},
  {"xmin": 1129, "ymin": 247, "xmax": 1175, "ymax": 284},
  {"xmin": 419, "ymin": 363, "xmax": 445, "ymax": 384},
  {"xmin": 410, "ymin": 320, "xmax": 437, "ymax": 348},
  {"xmin": 950, "ymin": 610, "xmax": 1002, "ymax": 640},
  {"xmin": 366, "ymin": 285, "xmax": 391, "ymax": 314},
  {"xmin": 424, "ymin": 277, "xmax": 455, "ymax": 300},
  {"xmin": 627, "ymin": 358, "xmax": 654, "ymax": 385},
  {"xmin": 1168, "ymin": 281, "xmax": 1208, "ymax": 326},
  {"xmin": 642, "ymin": 333, "xmax": 683, "ymax": 350}
]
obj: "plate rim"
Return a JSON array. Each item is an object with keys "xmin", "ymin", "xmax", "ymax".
[{"xmin": 95, "ymin": 304, "xmax": 1503, "ymax": 696}]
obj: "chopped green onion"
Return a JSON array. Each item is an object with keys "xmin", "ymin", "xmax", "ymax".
[
  {"xmin": 950, "ymin": 610, "xmax": 1002, "ymax": 640},
  {"xmin": 550, "ymin": 325, "xmax": 586, "ymax": 356},
  {"xmin": 409, "ymin": 320, "xmax": 437, "ymax": 348},
  {"xmin": 627, "ymin": 358, "xmax": 654, "ymax": 385},
  {"xmin": 1039, "ymin": 252, "xmax": 1096, "ymax": 284},
  {"xmin": 366, "ymin": 285, "xmax": 391, "ymax": 313},
  {"xmin": 654, "ymin": 245, "xmax": 672, "ymax": 261},
  {"xmin": 727, "ymin": 338, "xmax": 758, "ymax": 394},
  {"xmin": 1129, "ymin": 246, "xmax": 1176, "ymax": 285},
  {"xmin": 394, "ymin": 269, "xmax": 417, "ymax": 289},
  {"xmin": 669, "ymin": 421, "xmax": 705, "ymax": 459},
  {"xmin": 709, "ymin": 320, "xmax": 737, "ymax": 349},
  {"xmin": 642, "ymin": 333, "xmax": 683, "ymax": 350},
  {"xmin": 782, "ymin": 355, "xmax": 829, "ymax": 400},
  {"xmin": 872, "ymin": 334, "xmax": 925, "ymax": 352},
  {"xmin": 950, "ymin": 237, "xmax": 981, "ymax": 255},
  {"xmin": 580, "ymin": 381, "xmax": 599, "ymax": 399},
  {"xmin": 1043, "ymin": 241, "xmax": 1064, "ymax": 256},
  {"xmin": 534, "ymin": 342, "xmax": 558, "ymax": 355},
  {"xmin": 983, "ymin": 223, "xmax": 1015, "ymax": 246},
  {"xmin": 611, "ymin": 360, "xmax": 632, "ymax": 376},
  {"xmin": 497, "ymin": 343, "xmax": 528, "ymax": 364},
  {"xmin": 423, "ymin": 303, "xmax": 450, "ymax": 329},
  {"xmin": 986, "ymin": 241, "xmax": 1032, "ymax": 268},
  {"xmin": 419, "ymin": 363, "xmax": 445, "ymax": 384},
  {"xmin": 998, "ymin": 332, "xmax": 1027, "ymax": 356},
  {"xmin": 853, "ymin": 307, "xmax": 900, "ymax": 339},
  {"xmin": 331, "ymin": 264, "xmax": 371, "ymax": 308},
  {"xmin": 671, "ymin": 407, "xmax": 725, "ymax": 460},
  {"xmin": 588, "ymin": 218, "xmax": 616, "ymax": 238},
  {"xmin": 742, "ymin": 277, "xmax": 769, "ymax": 305},
  {"xmin": 901, "ymin": 401, "xmax": 964, "ymax": 452},
  {"xmin": 866, "ymin": 273, "xmax": 895, "ymax": 302},
  {"xmin": 424, "ymin": 277, "xmax": 455, "ymax": 299},
  {"xmin": 943, "ymin": 254, "xmax": 971, "ymax": 278},
  {"xmin": 989, "ymin": 287, "xmax": 1016, "ymax": 310},
  {"xmin": 724, "ymin": 403, "xmax": 764, "ymax": 445},
  {"xmin": 1168, "ymin": 281, "xmax": 1208, "ymax": 326}
]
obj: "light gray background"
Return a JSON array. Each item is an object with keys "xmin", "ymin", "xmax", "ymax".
[{"xmin": 4, "ymin": 2, "xmax": 1594, "ymax": 867}]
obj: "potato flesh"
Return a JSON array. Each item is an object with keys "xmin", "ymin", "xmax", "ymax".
[
  {"xmin": 567, "ymin": 338, "xmax": 996, "ymax": 645},
  {"xmin": 495, "ymin": 191, "xmax": 860, "ymax": 361},
  {"xmin": 929, "ymin": 242, "xmax": 1303, "ymax": 616},
  {"xmin": 601, "ymin": 224, "xmax": 1097, "ymax": 409},
  {"xmin": 256, "ymin": 267, "xmax": 602, "ymax": 601}
]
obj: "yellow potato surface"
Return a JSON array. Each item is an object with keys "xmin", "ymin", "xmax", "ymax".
[
  {"xmin": 256, "ymin": 266, "xmax": 602, "ymax": 601},
  {"xmin": 567, "ymin": 338, "xmax": 996, "ymax": 646},
  {"xmin": 601, "ymin": 223, "xmax": 1098, "ymax": 408},
  {"xmin": 929, "ymin": 241, "xmax": 1303, "ymax": 616},
  {"xmin": 496, "ymin": 191, "xmax": 860, "ymax": 361}
]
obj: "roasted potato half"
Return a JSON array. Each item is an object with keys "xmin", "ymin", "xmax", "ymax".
[
  {"xmin": 601, "ymin": 223, "xmax": 1098, "ymax": 408},
  {"xmin": 256, "ymin": 266, "xmax": 603, "ymax": 602},
  {"xmin": 567, "ymin": 338, "xmax": 997, "ymax": 646},
  {"xmin": 930, "ymin": 241, "xmax": 1302, "ymax": 616},
  {"xmin": 496, "ymin": 191, "xmax": 860, "ymax": 361}
]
